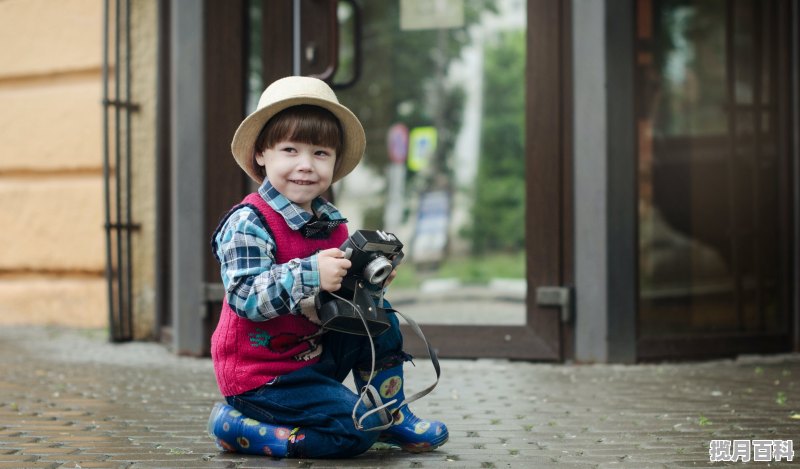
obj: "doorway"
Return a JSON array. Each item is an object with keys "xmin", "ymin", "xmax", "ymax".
[
  {"xmin": 635, "ymin": 0, "xmax": 795, "ymax": 359},
  {"xmin": 216, "ymin": 0, "xmax": 573, "ymax": 360}
]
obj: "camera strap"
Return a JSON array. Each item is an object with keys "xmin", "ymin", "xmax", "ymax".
[
  {"xmin": 329, "ymin": 285, "xmax": 441, "ymax": 433},
  {"xmin": 391, "ymin": 309, "xmax": 441, "ymax": 410}
]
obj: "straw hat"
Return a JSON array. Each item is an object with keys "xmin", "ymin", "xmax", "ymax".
[{"xmin": 231, "ymin": 76, "xmax": 366, "ymax": 184}]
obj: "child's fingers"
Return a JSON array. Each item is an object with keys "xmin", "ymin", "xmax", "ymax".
[
  {"xmin": 318, "ymin": 247, "xmax": 344, "ymax": 259},
  {"xmin": 384, "ymin": 269, "xmax": 398, "ymax": 286},
  {"xmin": 317, "ymin": 249, "xmax": 351, "ymax": 292},
  {"xmin": 319, "ymin": 249, "xmax": 352, "ymax": 269}
]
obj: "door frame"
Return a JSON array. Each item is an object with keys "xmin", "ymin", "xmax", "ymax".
[
  {"xmin": 633, "ymin": 0, "xmax": 797, "ymax": 361},
  {"xmin": 165, "ymin": 0, "xmax": 574, "ymax": 360},
  {"xmin": 163, "ymin": 0, "xmax": 800, "ymax": 361},
  {"xmin": 410, "ymin": 0, "xmax": 574, "ymax": 360},
  {"xmin": 251, "ymin": 0, "xmax": 574, "ymax": 361}
]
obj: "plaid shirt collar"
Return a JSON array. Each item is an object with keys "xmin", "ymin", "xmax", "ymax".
[{"xmin": 258, "ymin": 179, "xmax": 344, "ymax": 231}]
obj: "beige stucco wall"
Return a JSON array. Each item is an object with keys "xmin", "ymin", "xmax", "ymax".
[
  {"xmin": 130, "ymin": 0, "xmax": 158, "ymax": 339},
  {"xmin": 0, "ymin": 0, "xmax": 104, "ymax": 77},
  {"xmin": 0, "ymin": 0, "xmax": 159, "ymax": 338}
]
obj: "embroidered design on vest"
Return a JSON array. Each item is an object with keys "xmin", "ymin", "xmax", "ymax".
[
  {"xmin": 295, "ymin": 340, "xmax": 322, "ymax": 362},
  {"xmin": 248, "ymin": 327, "xmax": 323, "ymax": 360},
  {"xmin": 248, "ymin": 329, "xmax": 272, "ymax": 348}
]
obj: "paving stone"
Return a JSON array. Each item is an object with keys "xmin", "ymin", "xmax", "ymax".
[
  {"xmin": 53, "ymin": 462, "xmax": 128, "ymax": 469},
  {"xmin": 129, "ymin": 462, "xmax": 234, "ymax": 469},
  {"xmin": 2, "ymin": 326, "xmax": 800, "ymax": 468},
  {"xmin": 0, "ymin": 453, "xmax": 36, "ymax": 462},
  {"xmin": 17, "ymin": 447, "xmax": 80, "ymax": 457},
  {"xmin": 0, "ymin": 463, "xmax": 59, "ymax": 469}
]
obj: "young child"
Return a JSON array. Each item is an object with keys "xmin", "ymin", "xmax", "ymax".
[{"xmin": 207, "ymin": 76, "xmax": 448, "ymax": 459}]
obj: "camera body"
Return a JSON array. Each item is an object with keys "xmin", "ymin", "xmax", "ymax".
[
  {"xmin": 317, "ymin": 230, "xmax": 404, "ymax": 336},
  {"xmin": 340, "ymin": 230, "xmax": 404, "ymax": 288}
]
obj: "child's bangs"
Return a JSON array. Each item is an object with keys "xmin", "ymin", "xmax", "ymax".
[{"xmin": 260, "ymin": 105, "xmax": 342, "ymax": 153}]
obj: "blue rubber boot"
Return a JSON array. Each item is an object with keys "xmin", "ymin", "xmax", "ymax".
[
  {"xmin": 207, "ymin": 402, "xmax": 301, "ymax": 457},
  {"xmin": 354, "ymin": 365, "xmax": 448, "ymax": 453}
]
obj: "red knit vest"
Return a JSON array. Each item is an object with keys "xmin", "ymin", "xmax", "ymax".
[{"xmin": 211, "ymin": 192, "xmax": 348, "ymax": 396}]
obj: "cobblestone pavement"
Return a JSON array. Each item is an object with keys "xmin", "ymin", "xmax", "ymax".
[{"xmin": 1, "ymin": 326, "xmax": 798, "ymax": 468}]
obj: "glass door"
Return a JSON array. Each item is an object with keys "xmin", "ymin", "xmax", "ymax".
[
  {"xmin": 332, "ymin": 0, "xmax": 527, "ymax": 328},
  {"xmin": 248, "ymin": 0, "xmax": 569, "ymax": 359},
  {"xmin": 635, "ymin": 0, "xmax": 794, "ymax": 359}
]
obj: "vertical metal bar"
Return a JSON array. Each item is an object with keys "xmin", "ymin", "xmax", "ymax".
[
  {"xmin": 114, "ymin": 0, "xmax": 123, "ymax": 341},
  {"xmin": 604, "ymin": 0, "xmax": 637, "ymax": 363},
  {"xmin": 772, "ymin": 0, "xmax": 786, "ymax": 337},
  {"xmin": 767, "ymin": 0, "xmax": 790, "ymax": 341},
  {"xmin": 559, "ymin": 0, "xmax": 575, "ymax": 360},
  {"xmin": 102, "ymin": 0, "xmax": 115, "ymax": 339},
  {"xmin": 773, "ymin": 0, "xmax": 786, "ymax": 335},
  {"xmin": 124, "ymin": 0, "xmax": 134, "ymax": 340},
  {"xmin": 171, "ymin": 0, "xmax": 207, "ymax": 355},
  {"xmin": 573, "ymin": 0, "xmax": 636, "ymax": 362},
  {"xmin": 155, "ymin": 0, "xmax": 171, "ymax": 337},
  {"xmin": 725, "ymin": 0, "xmax": 744, "ymax": 331},
  {"xmin": 791, "ymin": 0, "xmax": 800, "ymax": 351},
  {"xmin": 752, "ymin": 0, "xmax": 764, "ymax": 332},
  {"xmin": 293, "ymin": 0, "xmax": 301, "ymax": 75}
]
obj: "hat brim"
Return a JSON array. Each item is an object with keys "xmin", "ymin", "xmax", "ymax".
[{"xmin": 231, "ymin": 96, "xmax": 366, "ymax": 184}]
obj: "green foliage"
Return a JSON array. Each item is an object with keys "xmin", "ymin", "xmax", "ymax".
[
  {"xmin": 392, "ymin": 250, "xmax": 525, "ymax": 288},
  {"xmin": 337, "ymin": 0, "xmax": 497, "ymax": 177},
  {"xmin": 333, "ymin": 1, "xmax": 528, "ymax": 262},
  {"xmin": 468, "ymin": 29, "xmax": 526, "ymax": 254},
  {"xmin": 652, "ymin": 0, "xmax": 727, "ymax": 136}
]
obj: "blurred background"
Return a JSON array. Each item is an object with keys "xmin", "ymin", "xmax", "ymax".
[{"xmin": 0, "ymin": 0, "xmax": 797, "ymax": 364}]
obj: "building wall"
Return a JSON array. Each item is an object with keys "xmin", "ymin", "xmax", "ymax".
[
  {"xmin": 0, "ymin": 0, "xmax": 159, "ymax": 337},
  {"xmin": 129, "ymin": 0, "xmax": 158, "ymax": 339},
  {"xmin": 0, "ymin": 0, "xmax": 107, "ymax": 327}
]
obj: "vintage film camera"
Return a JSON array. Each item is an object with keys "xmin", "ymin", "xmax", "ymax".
[
  {"xmin": 317, "ymin": 231, "xmax": 441, "ymax": 434},
  {"xmin": 316, "ymin": 230, "xmax": 404, "ymax": 336}
]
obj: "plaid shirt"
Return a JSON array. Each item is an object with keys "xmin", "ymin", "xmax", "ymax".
[{"xmin": 213, "ymin": 180, "xmax": 345, "ymax": 321}]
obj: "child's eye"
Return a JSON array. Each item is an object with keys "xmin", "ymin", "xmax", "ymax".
[
  {"xmin": 315, "ymin": 150, "xmax": 332, "ymax": 157},
  {"xmin": 280, "ymin": 146, "xmax": 297, "ymax": 153}
]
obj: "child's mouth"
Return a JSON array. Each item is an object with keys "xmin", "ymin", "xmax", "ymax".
[{"xmin": 290, "ymin": 180, "xmax": 315, "ymax": 186}]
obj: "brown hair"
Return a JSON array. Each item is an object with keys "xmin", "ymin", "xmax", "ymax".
[{"xmin": 253, "ymin": 105, "xmax": 343, "ymax": 178}]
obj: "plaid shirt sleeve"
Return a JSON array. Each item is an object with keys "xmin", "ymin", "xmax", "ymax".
[{"xmin": 213, "ymin": 206, "xmax": 320, "ymax": 321}]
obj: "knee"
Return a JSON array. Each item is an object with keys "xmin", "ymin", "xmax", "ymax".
[
  {"xmin": 303, "ymin": 424, "xmax": 378, "ymax": 459},
  {"xmin": 338, "ymin": 428, "xmax": 380, "ymax": 458},
  {"xmin": 375, "ymin": 310, "xmax": 403, "ymax": 350},
  {"xmin": 331, "ymin": 406, "xmax": 387, "ymax": 457},
  {"xmin": 353, "ymin": 432, "xmax": 381, "ymax": 456}
]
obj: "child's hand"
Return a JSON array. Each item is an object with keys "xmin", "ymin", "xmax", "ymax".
[
  {"xmin": 317, "ymin": 248, "xmax": 352, "ymax": 292},
  {"xmin": 384, "ymin": 268, "xmax": 398, "ymax": 287}
]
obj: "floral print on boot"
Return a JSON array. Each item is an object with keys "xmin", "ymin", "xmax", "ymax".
[
  {"xmin": 355, "ymin": 365, "xmax": 448, "ymax": 453},
  {"xmin": 207, "ymin": 402, "xmax": 301, "ymax": 457}
]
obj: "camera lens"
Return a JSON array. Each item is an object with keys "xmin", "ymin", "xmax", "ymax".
[{"xmin": 363, "ymin": 257, "xmax": 393, "ymax": 284}]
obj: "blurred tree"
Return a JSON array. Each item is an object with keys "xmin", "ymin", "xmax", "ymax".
[
  {"xmin": 336, "ymin": 0, "xmax": 497, "ymax": 195},
  {"xmin": 654, "ymin": 0, "xmax": 727, "ymax": 137},
  {"xmin": 468, "ymin": 29, "xmax": 526, "ymax": 254}
]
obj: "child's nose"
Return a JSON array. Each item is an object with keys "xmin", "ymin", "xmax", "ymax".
[{"xmin": 297, "ymin": 153, "xmax": 313, "ymax": 171}]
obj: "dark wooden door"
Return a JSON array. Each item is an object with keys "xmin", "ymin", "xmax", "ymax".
[
  {"xmin": 201, "ymin": 0, "xmax": 573, "ymax": 361},
  {"xmin": 634, "ymin": 0, "xmax": 795, "ymax": 360}
]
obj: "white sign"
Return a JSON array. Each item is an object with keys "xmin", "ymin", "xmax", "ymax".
[
  {"xmin": 387, "ymin": 123, "xmax": 409, "ymax": 164},
  {"xmin": 411, "ymin": 190, "xmax": 450, "ymax": 264},
  {"xmin": 400, "ymin": 0, "xmax": 465, "ymax": 31}
]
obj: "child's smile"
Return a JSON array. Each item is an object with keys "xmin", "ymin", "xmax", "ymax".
[{"xmin": 255, "ymin": 140, "xmax": 336, "ymax": 211}]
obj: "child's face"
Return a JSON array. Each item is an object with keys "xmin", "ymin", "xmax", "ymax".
[{"xmin": 255, "ymin": 139, "xmax": 336, "ymax": 211}]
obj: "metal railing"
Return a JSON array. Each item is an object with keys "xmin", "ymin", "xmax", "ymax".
[{"xmin": 102, "ymin": 0, "xmax": 139, "ymax": 342}]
